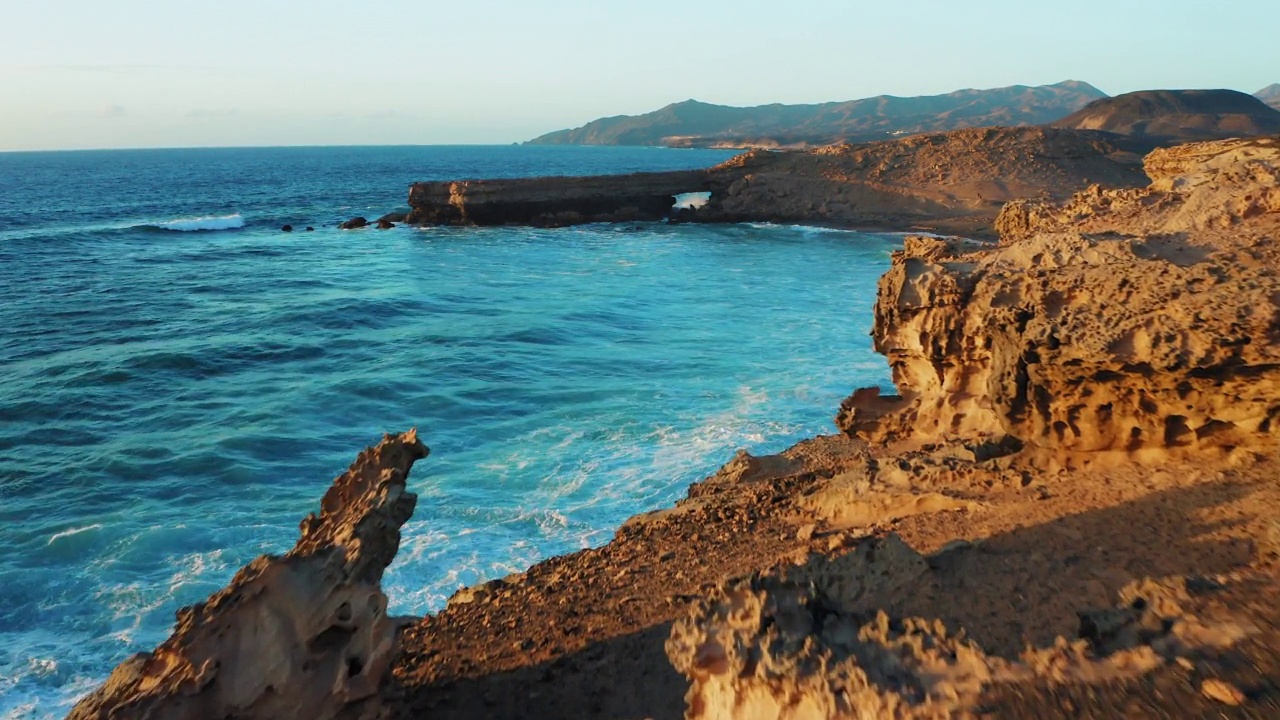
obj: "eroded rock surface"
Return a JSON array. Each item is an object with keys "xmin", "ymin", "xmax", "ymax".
[
  {"xmin": 838, "ymin": 136, "xmax": 1280, "ymax": 463},
  {"xmin": 69, "ymin": 431, "xmax": 429, "ymax": 720},
  {"xmin": 667, "ymin": 555, "xmax": 1257, "ymax": 720}
]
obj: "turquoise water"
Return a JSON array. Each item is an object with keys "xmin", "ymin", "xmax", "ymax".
[{"xmin": 0, "ymin": 146, "xmax": 895, "ymax": 717}]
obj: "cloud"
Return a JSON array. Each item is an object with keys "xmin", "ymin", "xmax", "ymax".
[
  {"xmin": 185, "ymin": 108, "xmax": 240, "ymax": 120},
  {"xmin": 99, "ymin": 104, "xmax": 126, "ymax": 119}
]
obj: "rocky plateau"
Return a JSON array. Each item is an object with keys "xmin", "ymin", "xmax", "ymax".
[{"xmin": 74, "ymin": 136, "xmax": 1280, "ymax": 719}]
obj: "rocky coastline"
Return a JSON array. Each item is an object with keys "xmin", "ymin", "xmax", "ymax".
[
  {"xmin": 399, "ymin": 127, "xmax": 1148, "ymax": 239},
  {"xmin": 73, "ymin": 136, "xmax": 1280, "ymax": 719}
]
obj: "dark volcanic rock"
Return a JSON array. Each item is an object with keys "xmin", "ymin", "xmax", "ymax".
[
  {"xmin": 340, "ymin": 216, "xmax": 368, "ymax": 230},
  {"xmin": 1052, "ymin": 89, "xmax": 1280, "ymax": 143},
  {"xmin": 281, "ymin": 224, "xmax": 293, "ymax": 232},
  {"xmin": 405, "ymin": 170, "xmax": 708, "ymax": 227},
  {"xmin": 377, "ymin": 219, "xmax": 395, "ymax": 229},
  {"xmin": 377, "ymin": 212, "xmax": 408, "ymax": 224}
]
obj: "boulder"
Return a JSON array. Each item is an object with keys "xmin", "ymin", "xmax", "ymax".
[{"xmin": 340, "ymin": 217, "xmax": 368, "ymax": 230}]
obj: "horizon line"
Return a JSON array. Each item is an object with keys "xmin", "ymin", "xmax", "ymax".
[{"xmin": 0, "ymin": 142, "xmax": 732, "ymax": 155}]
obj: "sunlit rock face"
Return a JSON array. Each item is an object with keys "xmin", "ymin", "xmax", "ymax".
[
  {"xmin": 839, "ymin": 137, "xmax": 1280, "ymax": 464},
  {"xmin": 69, "ymin": 431, "xmax": 429, "ymax": 720}
]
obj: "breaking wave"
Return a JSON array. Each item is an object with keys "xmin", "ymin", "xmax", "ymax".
[{"xmin": 137, "ymin": 214, "xmax": 245, "ymax": 232}]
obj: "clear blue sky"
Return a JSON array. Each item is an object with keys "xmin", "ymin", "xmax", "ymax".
[{"xmin": 2, "ymin": 0, "xmax": 1276, "ymax": 151}]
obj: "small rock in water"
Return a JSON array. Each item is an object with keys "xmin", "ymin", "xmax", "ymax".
[
  {"xmin": 281, "ymin": 224, "xmax": 293, "ymax": 232},
  {"xmin": 305, "ymin": 226, "xmax": 315, "ymax": 232},
  {"xmin": 377, "ymin": 219, "xmax": 395, "ymax": 230},
  {"xmin": 339, "ymin": 216, "xmax": 368, "ymax": 230}
]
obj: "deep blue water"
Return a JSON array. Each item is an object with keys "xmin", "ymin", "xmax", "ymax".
[{"xmin": 0, "ymin": 145, "xmax": 895, "ymax": 717}]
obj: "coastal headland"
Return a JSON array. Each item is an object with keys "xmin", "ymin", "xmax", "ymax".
[
  {"xmin": 403, "ymin": 127, "xmax": 1149, "ymax": 239},
  {"xmin": 73, "ymin": 134, "xmax": 1280, "ymax": 718}
]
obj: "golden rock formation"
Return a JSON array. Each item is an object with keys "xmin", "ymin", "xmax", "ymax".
[{"xmin": 68, "ymin": 431, "xmax": 428, "ymax": 720}]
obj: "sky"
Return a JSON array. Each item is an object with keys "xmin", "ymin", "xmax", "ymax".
[{"xmin": 1, "ymin": 0, "xmax": 1277, "ymax": 151}]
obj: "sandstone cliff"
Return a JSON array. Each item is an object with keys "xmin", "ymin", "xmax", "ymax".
[
  {"xmin": 837, "ymin": 136, "xmax": 1280, "ymax": 466},
  {"xmin": 69, "ymin": 431, "xmax": 429, "ymax": 720}
]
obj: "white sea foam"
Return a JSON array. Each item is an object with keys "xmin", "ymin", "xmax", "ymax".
[
  {"xmin": 149, "ymin": 214, "xmax": 245, "ymax": 232},
  {"xmin": 46, "ymin": 523, "xmax": 102, "ymax": 545}
]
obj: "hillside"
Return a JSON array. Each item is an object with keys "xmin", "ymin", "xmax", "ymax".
[
  {"xmin": 690, "ymin": 126, "xmax": 1149, "ymax": 237},
  {"xmin": 527, "ymin": 81, "xmax": 1106, "ymax": 148},
  {"xmin": 1053, "ymin": 88, "xmax": 1280, "ymax": 142},
  {"xmin": 1258, "ymin": 83, "xmax": 1280, "ymax": 110}
]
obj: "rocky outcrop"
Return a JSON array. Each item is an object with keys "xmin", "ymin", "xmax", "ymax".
[
  {"xmin": 838, "ymin": 136, "xmax": 1280, "ymax": 464},
  {"xmin": 405, "ymin": 170, "xmax": 708, "ymax": 227},
  {"xmin": 69, "ymin": 431, "xmax": 429, "ymax": 720},
  {"xmin": 1053, "ymin": 89, "xmax": 1280, "ymax": 143},
  {"xmin": 340, "ymin": 216, "xmax": 369, "ymax": 230}
]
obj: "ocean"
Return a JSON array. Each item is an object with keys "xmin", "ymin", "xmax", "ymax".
[{"xmin": 0, "ymin": 145, "xmax": 895, "ymax": 717}]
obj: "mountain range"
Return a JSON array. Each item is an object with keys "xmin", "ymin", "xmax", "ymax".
[
  {"xmin": 1257, "ymin": 83, "xmax": 1280, "ymax": 111},
  {"xmin": 528, "ymin": 81, "xmax": 1280, "ymax": 148}
]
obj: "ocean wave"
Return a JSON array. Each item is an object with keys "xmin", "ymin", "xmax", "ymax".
[{"xmin": 136, "ymin": 214, "xmax": 245, "ymax": 232}]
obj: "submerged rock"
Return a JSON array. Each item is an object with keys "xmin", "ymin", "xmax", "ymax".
[
  {"xmin": 340, "ymin": 216, "xmax": 368, "ymax": 230},
  {"xmin": 69, "ymin": 430, "xmax": 429, "ymax": 720}
]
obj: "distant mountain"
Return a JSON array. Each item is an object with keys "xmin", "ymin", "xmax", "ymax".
[
  {"xmin": 1257, "ymin": 84, "xmax": 1280, "ymax": 111},
  {"xmin": 527, "ymin": 81, "xmax": 1107, "ymax": 148},
  {"xmin": 1052, "ymin": 89, "xmax": 1280, "ymax": 142}
]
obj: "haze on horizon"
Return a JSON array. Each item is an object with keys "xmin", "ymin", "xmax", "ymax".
[{"xmin": 1, "ymin": 0, "xmax": 1277, "ymax": 152}]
